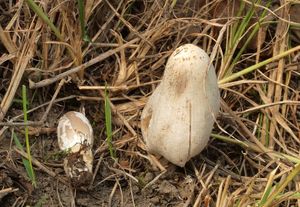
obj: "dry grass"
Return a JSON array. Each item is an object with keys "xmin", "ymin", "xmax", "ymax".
[{"xmin": 0, "ymin": 0, "xmax": 300, "ymax": 206}]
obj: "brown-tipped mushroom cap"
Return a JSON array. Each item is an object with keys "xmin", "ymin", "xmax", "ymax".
[
  {"xmin": 57, "ymin": 111, "xmax": 93, "ymax": 151},
  {"xmin": 141, "ymin": 44, "xmax": 220, "ymax": 167}
]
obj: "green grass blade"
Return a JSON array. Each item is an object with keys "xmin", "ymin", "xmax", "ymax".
[
  {"xmin": 211, "ymin": 133, "xmax": 300, "ymax": 164},
  {"xmin": 171, "ymin": 0, "xmax": 178, "ymax": 9},
  {"xmin": 26, "ymin": 0, "xmax": 78, "ymax": 64},
  {"xmin": 218, "ymin": 44, "xmax": 300, "ymax": 84},
  {"xmin": 229, "ymin": 0, "xmax": 245, "ymax": 47},
  {"xmin": 222, "ymin": 0, "xmax": 258, "ymax": 77},
  {"xmin": 259, "ymin": 186, "xmax": 274, "ymax": 206},
  {"xmin": 104, "ymin": 86, "xmax": 116, "ymax": 159},
  {"xmin": 22, "ymin": 85, "xmax": 36, "ymax": 187},
  {"xmin": 77, "ymin": 0, "xmax": 85, "ymax": 35},
  {"xmin": 77, "ymin": 0, "xmax": 90, "ymax": 42},
  {"xmin": 26, "ymin": 0, "xmax": 63, "ymax": 41},
  {"xmin": 258, "ymin": 183, "xmax": 276, "ymax": 206},
  {"xmin": 262, "ymin": 163, "xmax": 300, "ymax": 207},
  {"xmin": 229, "ymin": 0, "xmax": 272, "ymax": 72},
  {"xmin": 12, "ymin": 132, "xmax": 33, "ymax": 181},
  {"xmin": 232, "ymin": 0, "xmax": 259, "ymax": 45}
]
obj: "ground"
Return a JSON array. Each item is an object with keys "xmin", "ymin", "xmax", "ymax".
[{"xmin": 1, "ymin": 0, "xmax": 300, "ymax": 206}]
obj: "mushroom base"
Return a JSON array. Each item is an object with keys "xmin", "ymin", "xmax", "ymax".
[{"xmin": 64, "ymin": 145, "xmax": 93, "ymax": 187}]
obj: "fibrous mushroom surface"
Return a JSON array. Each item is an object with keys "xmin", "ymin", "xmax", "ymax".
[{"xmin": 141, "ymin": 44, "xmax": 220, "ymax": 167}]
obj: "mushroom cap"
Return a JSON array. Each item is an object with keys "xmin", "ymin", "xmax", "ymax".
[
  {"xmin": 141, "ymin": 44, "xmax": 220, "ymax": 167},
  {"xmin": 57, "ymin": 111, "xmax": 93, "ymax": 151}
]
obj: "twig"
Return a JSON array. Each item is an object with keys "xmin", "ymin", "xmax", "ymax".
[
  {"xmin": 108, "ymin": 167, "xmax": 139, "ymax": 183},
  {"xmin": 78, "ymin": 80, "xmax": 160, "ymax": 91},
  {"xmin": 108, "ymin": 181, "xmax": 118, "ymax": 207},
  {"xmin": 0, "ymin": 79, "xmax": 66, "ymax": 127},
  {"xmin": 40, "ymin": 78, "xmax": 66, "ymax": 123},
  {"xmin": 0, "ymin": 187, "xmax": 19, "ymax": 200},
  {"xmin": 128, "ymin": 180, "xmax": 136, "ymax": 207},
  {"xmin": 29, "ymin": 38, "xmax": 139, "ymax": 89},
  {"xmin": 142, "ymin": 170, "xmax": 166, "ymax": 190},
  {"xmin": 0, "ymin": 96, "xmax": 75, "ymax": 140},
  {"xmin": 0, "ymin": 121, "xmax": 42, "ymax": 126},
  {"xmin": 89, "ymin": 154, "xmax": 104, "ymax": 189},
  {"xmin": 14, "ymin": 147, "xmax": 69, "ymax": 186}
]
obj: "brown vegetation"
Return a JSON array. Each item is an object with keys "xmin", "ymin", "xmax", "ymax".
[{"xmin": 0, "ymin": 0, "xmax": 300, "ymax": 206}]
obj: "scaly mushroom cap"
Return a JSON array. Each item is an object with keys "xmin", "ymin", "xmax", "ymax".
[
  {"xmin": 141, "ymin": 44, "xmax": 220, "ymax": 167},
  {"xmin": 57, "ymin": 111, "xmax": 93, "ymax": 151},
  {"xmin": 57, "ymin": 111, "xmax": 94, "ymax": 186}
]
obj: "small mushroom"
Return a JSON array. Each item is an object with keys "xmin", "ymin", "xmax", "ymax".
[
  {"xmin": 141, "ymin": 44, "xmax": 220, "ymax": 167},
  {"xmin": 57, "ymin": 111, "xmax": 94, "ymax": 186}
]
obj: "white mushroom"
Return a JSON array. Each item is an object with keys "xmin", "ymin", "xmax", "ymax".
[
  {"xmin": 141, "ymin": 44, "xmax": 220, "ymax": 167},
  {"xmin": 57, "ymin": 111, "xmax": 94, "ymax": 186}
]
